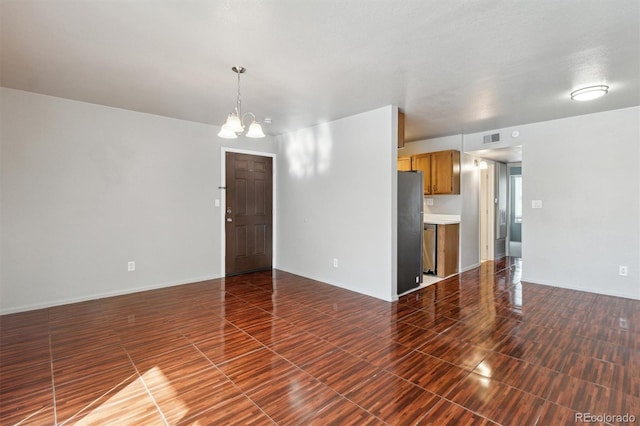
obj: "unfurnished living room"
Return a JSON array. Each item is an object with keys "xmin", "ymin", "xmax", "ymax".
[{"xmin": 1, "ymin": 1, "xmax": 639, "ymax": 425}]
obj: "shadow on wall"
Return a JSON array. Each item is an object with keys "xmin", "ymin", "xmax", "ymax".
[{"xmin": 284, "ymin": 123, "xmax": 333, "ymax": 178}]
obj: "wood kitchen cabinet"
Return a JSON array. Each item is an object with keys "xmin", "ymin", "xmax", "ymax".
[
  {"xmin": 437, "ymin": 223, "xmax": 459, "ymax": 277},
  {"xmin": 397, "ymin": 156, "xmax": 412, "ymax": 171},
  {"xmin": 407, "ymin": 150, "xmax": 460, "ymax": 195},
  {"xmin": 431, "ymin": 150, "xmax": 460, "ymax": 194},
  {"xmin": 397, "ymin": 149, "xmax": 460, "ymax": 194},
  {"xmin": 411, "ymin": 153, "xmax": 432, "ymax": 194}
]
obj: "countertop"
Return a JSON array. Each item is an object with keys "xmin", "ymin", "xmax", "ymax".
[{"xmin": 423, "ymin": 214, "xmax": 461, "ymax": 225}]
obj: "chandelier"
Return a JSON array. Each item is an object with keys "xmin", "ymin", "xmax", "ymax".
[{"xmin": 217, "ymin": 66, "xmax": 266, "ymax": 139}]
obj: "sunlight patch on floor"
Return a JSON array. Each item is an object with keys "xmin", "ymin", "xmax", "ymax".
[{"xmin": 72, "ymin": 367, "xmax": 185, "ymax": 425}]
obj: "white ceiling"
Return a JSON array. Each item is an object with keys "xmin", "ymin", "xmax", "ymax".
[{"xmin": 2, "ymin": 0, "xmax": 639, "ymax": 142}]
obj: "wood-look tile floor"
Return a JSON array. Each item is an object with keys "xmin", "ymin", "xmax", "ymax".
[{"xmin": 1, "ymin": 258, "xmax": 639, "ymax": 425}]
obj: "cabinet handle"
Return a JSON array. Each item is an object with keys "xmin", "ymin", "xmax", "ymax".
[{"xmin": 433, "ymin": 185, "xmax": 437, "ymax": 192}]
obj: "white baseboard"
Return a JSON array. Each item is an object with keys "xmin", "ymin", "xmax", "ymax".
[
  {"xmin": 0, "ymin": 274, "xmax": 223, "ymax": 315},
  {"xmin": 460, "ymin": 263, "xmax": 481, "ymax": 273},
  {"xmin": 275, "ymin": 266, "xmax": 395, "ymax": 302},
  {"xmin": 520, "ymin": 277, "xmax": 640, "ymax": 301}
]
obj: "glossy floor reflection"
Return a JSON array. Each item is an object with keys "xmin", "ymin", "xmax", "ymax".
[{"xmin": 1, "ymin": 258, "xmax": 639, "ymax": 425}]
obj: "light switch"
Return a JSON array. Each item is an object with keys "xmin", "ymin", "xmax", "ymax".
[
  {"xmin": 532, "ymin": 200, "xmax": 543, "ymax": 209},
  {"xmin": 214, "ymin": 199, "xmax": 220, "ymax": 207}
]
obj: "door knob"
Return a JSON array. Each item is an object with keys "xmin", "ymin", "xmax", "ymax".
[
  {"xmin": 226, "ymin": 208, "xmax": 232, "ymax": 214},
  {"xmin": 226, "ymin": 217, "xmax": 233, "ymax": 222}
]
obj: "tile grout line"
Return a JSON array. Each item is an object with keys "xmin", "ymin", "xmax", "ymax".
[
  {"xmin": 190, "ymin": 308, "xmax": 388, "ymax": 425},
  {"xmin": 189, "ymin": 342, "xmax": 279, "ymax": 425},
  {"xmin": 420, "ymin": 397, "xmax": 498, "ymax": 425},
  {"xmin": 396, "ymin": 260, "xmax": 532, "ymax": 425},
  {"xmin": 54, "ymin": 374, "xmax": 142, "ymax": 425},
  {"xmin": 123, "ymin": 348, "xmax": 170, "ymax": 426},
  {"xmin": 264, "ymin": 298, "xmax": 402, "ymax": 420},
  {"xmin": 3, "ymin": 264, "xmax": 638, "ymax": 424},
  {"xmin": 256, "ymin": 344, "xmax": 388, "ymax": 425}
]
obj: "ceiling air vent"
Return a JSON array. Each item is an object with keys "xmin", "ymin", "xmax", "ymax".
[{"xmin": 483, "ymin": 133, "xmax": 501, "ymax": 144}]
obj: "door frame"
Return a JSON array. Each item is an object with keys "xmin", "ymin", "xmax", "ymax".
[
  {"xmin": 479, "ymin": 163, "xmax": 495, "ymax": 262},
  {"xmin": 220, "ymin": 147, "xmax": 277, "ymax": 277}
]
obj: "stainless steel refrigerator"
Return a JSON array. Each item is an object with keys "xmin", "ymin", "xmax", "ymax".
[{"xmin": 397, "ymin": 171, "xmax": 424, "ymax": 295}]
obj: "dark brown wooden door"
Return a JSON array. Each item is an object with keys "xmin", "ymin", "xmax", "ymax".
[{"xmin": 225, "ymin": 152, "xmax": 273, "ymax": 276}]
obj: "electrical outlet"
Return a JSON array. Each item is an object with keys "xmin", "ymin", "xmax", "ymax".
[
  {"xmin": 619, "ymin": 265, "xmax": 628, "ymax": 276},
  {"xmin": 128, "ymin": 261, "xmax": 136, "ymax": 272},
  {"xmin": 333, "ymin": 258, "xmax": 339, "ymax": 268},
  {"xmin": 531, "ymin": 200, "xmax": 543, "ymax": 209},
  {"xmin": 425, "ymin": 198, "xmax": 434, "ymax": 206},
  {"xmin": 619, "ymin": 318, "xmax": 628, "ymax": 329}
]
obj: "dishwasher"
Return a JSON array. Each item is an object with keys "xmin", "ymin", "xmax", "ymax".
[{"xmin": 423, "ymin": 224, "xmax": 437, "ymax": 274}]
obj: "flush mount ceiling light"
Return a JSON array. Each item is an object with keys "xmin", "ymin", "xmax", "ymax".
[
  {"xmin": 217, "ymin": 66, "xmax": 266, "ymax": 139},
  {"xmin": 570, "ymin": 85, "xmax": 609, "ymax": 101}
]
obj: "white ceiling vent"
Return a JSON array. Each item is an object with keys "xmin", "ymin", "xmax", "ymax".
[{"xmin": 483, "ymin": 133, "xmax": 501, "ymax": 144}]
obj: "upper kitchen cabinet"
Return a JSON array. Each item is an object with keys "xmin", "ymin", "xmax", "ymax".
[
  {"xmin": 412, "ymin": 153, "xmax": 432, "ymax": 195},
  {"xmin": 397, "ymin": 156, "xmax": 412, "ymax": 171},
  {"xmin": 431, "ymin": 150, "xmax": 460, "ymax": 194},
  {"xmin": 397, "ymin": 110, "xmax": 405, "ymax": 148},
  {"xmin": 406, "ymin": 150, "xmax": 460, "ymax": 195}
]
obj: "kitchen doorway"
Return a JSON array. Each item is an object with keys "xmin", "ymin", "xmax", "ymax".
[{"xmin": 223, "ymin": 150, "xmax": 274, "ymax": 276}]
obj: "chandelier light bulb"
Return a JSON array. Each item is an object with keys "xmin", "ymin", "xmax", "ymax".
[
  {"xmin": 246, "ymin": 121, "xmax": 266, "ymax": 138},
  {"xmin": 226, "ymin": 113, "xmax": 244, "ymax": 133},
  {"xmin": 217, "ymin": 123, "xmax": 238, "ymax": 139}
]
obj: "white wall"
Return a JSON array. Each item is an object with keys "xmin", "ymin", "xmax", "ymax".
[
  {"xmin": 464, "ymin": 107, "xmax": 640, "ymax": 300},
  {"xmin": 399, "ymin": 134, "xmax": 481, "ymax": 272},
  {"xmin": 459, "ymin": 153, "xmax": 480, "ymax": 271},
  {"xmin": 275, "ymin": 106, "xmax": 397, "ymax": 301},
  {"xmin": 4, "ymin": 87, "xmax": 636, "ymax": 313},
  {"xmin": 0, "ymin": 88, "xmax": 276, "ymax": 313}
]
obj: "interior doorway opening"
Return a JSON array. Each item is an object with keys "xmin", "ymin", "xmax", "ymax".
[
  {"xmin": 478, "ymin": 160, "xmax": 523, "ymax": 263},
  {"xmin": 473, "ymin": 145, "xmax": 523, "ymax": 267}
]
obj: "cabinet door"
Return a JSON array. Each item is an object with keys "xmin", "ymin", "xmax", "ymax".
[
  {"xmin": 412, "ymin": 153, "xmax": 431, "ymax": 194},
  {"xmin": 397, "ymin": 156, "xmax": 412, "ymax": 171},
  {"xmin": 437, "ymin": 223, "xmax": 459, "ymax": 277},
  {"xmin": 431, "ymin": 150, "xmax": 460, "ymax": 194}
]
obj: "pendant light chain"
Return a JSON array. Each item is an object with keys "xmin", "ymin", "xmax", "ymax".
[{"xmin": 236, "ymin": 69, "xmax": 242, "ymax": 117}]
